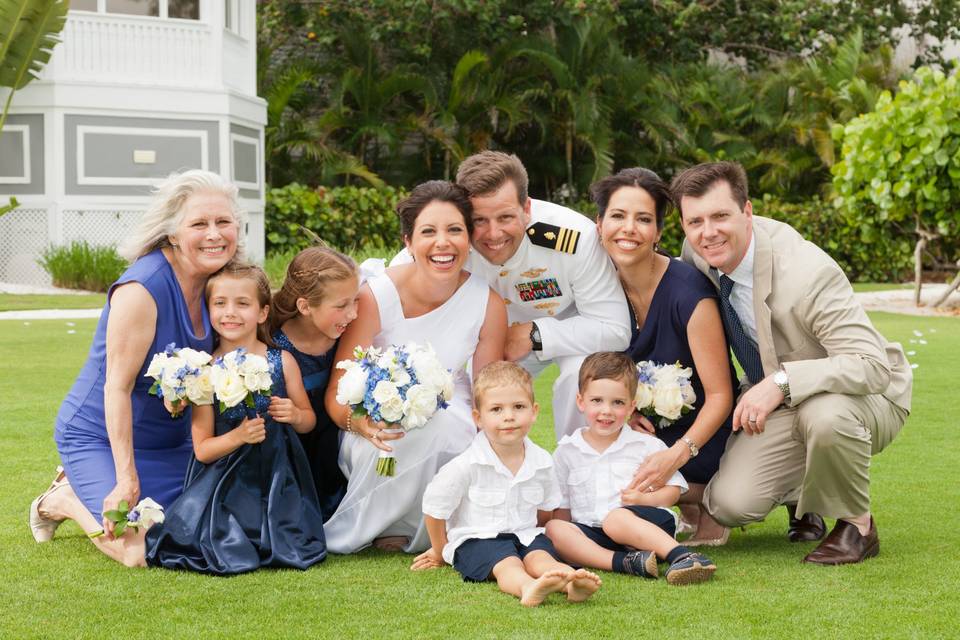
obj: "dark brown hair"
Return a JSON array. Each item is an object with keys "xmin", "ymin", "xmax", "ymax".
[
  {"xmin": 590, "ymin": 167, "xmax": 671, "ymax": 231},
  {"xmin": 578, "ymin": 351, "xmax": 638, "ymax": 398},
  {"xmin": 670, "ymin": 161, "xmax": 749, "ymax": 215},
  {"xmin": 455, "ymin": 150, "xmax": 529, "ymax": 204},
  {"xmin": 397, "ymin": 180, "xmax": 473, "ymax": 241},
  {"xmin": 268, "ymin": 246, "xmax": 358, "ymax": 335},
  {"xmin": 206, "ymin": 260, "xmax": 275, "ymax": 347}
]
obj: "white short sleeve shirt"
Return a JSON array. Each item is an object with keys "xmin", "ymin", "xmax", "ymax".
[
  {"xmin": 552, "ymin": 427, "xmax": 688, "ymax": 527},
  {"xmin": 422, "ymin": 432, "xmax": 562, "ymax": 565}
]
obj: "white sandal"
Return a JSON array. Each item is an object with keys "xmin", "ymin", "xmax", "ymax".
[{"xmin": 29, "ymin": 466, "xmax": 69, "ymax": 543}]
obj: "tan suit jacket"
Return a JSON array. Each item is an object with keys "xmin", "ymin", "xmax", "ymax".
[{"xmin": 681, "ymin": 216, "xmax": 912, "ymax": 412}]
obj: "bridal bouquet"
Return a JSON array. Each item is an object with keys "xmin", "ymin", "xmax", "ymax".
[
  {"xmin": 634, "ymin": 360, "xmax": 697, "ymax": 427},
  {"xmin": 145, "ymin": 343, "xmax": 214, "ymax": 415},
  {"xmin": 336, "ymin": 343, "xmax": 454, "ymax": 476},
  {"xmin": 209, "ymin": 348, "xmax": 273, "ymax": 414},
  {"xmin": 88, "ymin": 497, "xmax": 165, "ymax": 538}
]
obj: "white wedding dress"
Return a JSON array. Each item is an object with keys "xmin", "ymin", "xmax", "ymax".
[{"xmin": 324, "ymin": 264, "xmax": 489, "ymax": 554}]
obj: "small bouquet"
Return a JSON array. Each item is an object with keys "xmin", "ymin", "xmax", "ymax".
[
  {"xmin": 145, "ymin": 343, "xmax": 214, "ymax": 415},
  {"xmin": 336, "ymin": 343, "xmax": 454, "ymax": 476},
  {"xmin": 634, "ymin": 360, "xmax": 697, "ymax": 428},
  {"xmin": 209, "ymin": 348, "xmax": 273, "ymax": 415},
  {"xmin": 88, "ymin": 497, "xmax": 165, "ymax": 538}
]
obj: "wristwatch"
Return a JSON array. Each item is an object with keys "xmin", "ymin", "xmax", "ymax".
[
  {"xmin": 529, "ymin": 322, "xmax": 543, "ymax": 351},
  {"xmin": 773, "ymin": 368, "xmax": 791, "ymax": 403},
  {"xmin": 680, "ymin": 436, "xmax": 699, "ymax": 458}
]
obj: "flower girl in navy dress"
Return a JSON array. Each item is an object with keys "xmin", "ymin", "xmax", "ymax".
[
  {"xmin": 145, "ymin": 262, "xmax": 327, "ymax": 574},
  {"xmin": 268, "ymin": 246, "xmax": 360, "ymax": 520}
]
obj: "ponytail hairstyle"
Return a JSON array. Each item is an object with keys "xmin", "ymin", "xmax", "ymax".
[
  {"xmin": 206, "ymin": 260, "xmax": 275, "ymax": 347},
  {"xmin": 268, "ymin": 246, "xmax": 358, "ymax": 335}
]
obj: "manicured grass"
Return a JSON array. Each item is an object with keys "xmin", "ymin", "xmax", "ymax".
[
  {"xmin": 0, "ymin": 293, "xmax": 106, "ymax": 312},
  {"xmin": 2, "ymin": 314, "xmax": 957, "ymax": 638},
  {"xmin": 851, "ymin": 282, "xmax": 913, "ymax": 292}
]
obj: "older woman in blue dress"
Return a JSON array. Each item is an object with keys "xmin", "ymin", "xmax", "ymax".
[
  {"xmin": 592, "ymin": 168, "xmax": 735, "ymax": 545},
  {"xmin": 28, "ymin": 170, "xmax": 241, "ymax": 566}
]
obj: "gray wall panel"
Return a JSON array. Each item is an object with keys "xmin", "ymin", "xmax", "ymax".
[
  {"xmin": 65, "ymin": 115, "xmax": 219, "ymax": 196},
  {"xmin": 230, "ymin": 122, "xmax": 262, "ymax": 199},
  {"xmin": 0, "ymin": 114, "xmax": 44, "ymax": 195}
]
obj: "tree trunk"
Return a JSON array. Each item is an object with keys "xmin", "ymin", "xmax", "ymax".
[
  {"xmin": 565, "ymin": 128, "xmax": 574, "ymax": 196},
  {"xmin": 913, "ymin": 234, "xmax": 926, "ymax": 306},
  {"xmin": 931, "ymin": 258, "xmax": 960, "ymax": 307}
]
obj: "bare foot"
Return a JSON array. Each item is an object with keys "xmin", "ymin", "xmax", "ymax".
[
  {"xmin": 373, "ymin": 536, "xmax": 409, "ymax": 551},
  {"xmin": 566, "ymin": 568, "xmax": 602, "ymax": 603},
  {"xmin": 520, "ymin": 569, "xmax": 571, "ymax": 607}
]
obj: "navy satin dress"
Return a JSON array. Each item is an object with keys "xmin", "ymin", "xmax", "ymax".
[
  {"xmin": 625, "ymin": 259, "xmax": 736, "ymax": 484},
  {"xmin": 272, "ymin": 330, "xmax": 346, "ymax": 521},
  {"xmin": 145, "ymin": 348, "xmax": 327, "ymax": 575}
]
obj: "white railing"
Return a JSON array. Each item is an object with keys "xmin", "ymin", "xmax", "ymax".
[{"xmin": 42, "ymin": 13, "xmax": 215, "ymax": 88}]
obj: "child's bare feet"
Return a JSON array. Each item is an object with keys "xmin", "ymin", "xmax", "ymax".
[
  {"xmin": 519, "ymin": 569, "xmax": 570, "ymax": 607},
  {"xmin": 566, "ymin": 568, "xmax": 602, "ymax": 602},
  {"xmin": 373, "ymin": 536, "xmax": 409, "ymax": 551}
]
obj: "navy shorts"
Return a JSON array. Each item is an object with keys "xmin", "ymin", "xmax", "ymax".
[
  {"xmin": 574, "ymin": 505, "xmax": 677, "ymax": 552},
  {"xmin": 453, "ymin": 533, "xmax": 559, "ymax": 582}
]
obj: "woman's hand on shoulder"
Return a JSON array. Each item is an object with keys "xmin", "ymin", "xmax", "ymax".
[{"xmin": 628, "ymin": 445, "xmax": 686, "ymax": 494}]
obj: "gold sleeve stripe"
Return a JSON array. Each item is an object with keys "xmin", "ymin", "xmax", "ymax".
[
  {"xmin": 563, "ymin": 229, "xmax": 580, "ymax": 253},
  {"xmin": 555, "ymin": 227, "xmax": 568, "ymax": 251}
]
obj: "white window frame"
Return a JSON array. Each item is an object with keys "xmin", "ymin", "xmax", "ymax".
[
  {"xmin": 0, "ymin": 125, "xmax": 31, "ymax": 185},
  {"xmin": 76, "ymin": 125, "xmax": 209, "ymax": 186}
]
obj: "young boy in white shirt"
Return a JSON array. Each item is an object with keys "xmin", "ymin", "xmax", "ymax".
[
  {"xmin": 546, "ymin": 352, "xmax": 717, "ymax": 585},
  {"xmin": 412, "ymin": 361, "xmax": 603, "ymax": 607}
]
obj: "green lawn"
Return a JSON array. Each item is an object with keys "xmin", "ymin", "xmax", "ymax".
[
  {"xmin": 0, "ymin": 293, "xmax": 106, "ymax": 312},
  {"xmin": 2, "ymin": 314, "xmax": 957, "ymax": 638},
  {"xmin": 851, "ymin": 282, "xmax": 913, "ymax": 293}
]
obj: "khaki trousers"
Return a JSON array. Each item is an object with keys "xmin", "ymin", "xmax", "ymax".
[{"xmin": 703, "ymin": 392, "xmax": 908, "ymax": 525}]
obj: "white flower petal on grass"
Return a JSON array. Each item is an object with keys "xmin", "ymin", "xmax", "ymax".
[
  {"xmin": 66, "ymin": 322, "xmax": 75, "ymax": 327},
  {"xmin": 907, "ymin": 350, "xmax": 916, "ymax": 356},
  {"xmin": 909, "ymin": 339, "xmax": 917, "ymax": 343},
  {"xmin": 911, "ymin": 363, "xmax": 919, "ymax": 369},
  {"xmin": 23, "ymin": 322, "xmax": 30, "ymax": 326},
  {"xmin": 918, "ymin": 339, "xmax": 928, "ymax": 345},
  {"xmin": 67, "ymin": 330, "xmax": 76, "ymax": 334},
  {"xmin": 929, "ymin": 329, "xmax": 937, "ymax": 333},
  {"xmin": 912, "ymin": 330, "xmax": 923, "ymax": 336}
]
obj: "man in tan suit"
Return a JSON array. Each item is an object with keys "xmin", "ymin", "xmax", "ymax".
[{"xmin": 671, "ymin": 162, "xmax": 911, "ymax": 564}]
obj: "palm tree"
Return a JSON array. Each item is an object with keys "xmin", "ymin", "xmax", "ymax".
[{"xmin": 0, "ymin": 0, "xmax": 68, "ymax": 216}]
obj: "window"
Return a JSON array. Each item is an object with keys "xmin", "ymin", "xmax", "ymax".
[
  {"xmin": 225, "ymin": 0, "xmax": 241, "ymax": 35},
  {"xmin": 74, "ymin": 0, "xmax": 199, "ymax": 19},
  {"xmin": 106, "ymin": 0, "xmax": 159, "ymax": 16},
  {"xmin": 71, "ymin": 0, "xmax": 98, "ymax": 10}
]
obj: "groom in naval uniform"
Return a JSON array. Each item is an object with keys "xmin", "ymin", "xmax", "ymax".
[
  {"xmin": 393, "ymin": 151, "xmax": 630, "ymax": 440},
  {"xmin": 672, "ymin": 161, "xmax": 911, "ymax": 565}
]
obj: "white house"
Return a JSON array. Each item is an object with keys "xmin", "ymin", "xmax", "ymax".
[{"xmin": 0, "ymin": 0, "xmax": 266, "ymax": 286}]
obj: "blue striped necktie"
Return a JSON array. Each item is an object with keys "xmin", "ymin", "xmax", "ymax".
[{"xmin": 718, "ymin": 274, "xmax": 764, "ymax": 384}]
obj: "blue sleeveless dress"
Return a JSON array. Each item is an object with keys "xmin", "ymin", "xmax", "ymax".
[
  {"xmin": 272, "ymin": 330, "xmax": 346, "ymax": 521},
  {"xmin": 144, "ymin": 347, "xmax": 327, "ymax": 575},
  {"xmin": 625, "ymin": 259, "xmax": 736, "ymax": 484},
  {"xmin": 54, "ymin": 250, "xmax": 212, "ymax": 521}
]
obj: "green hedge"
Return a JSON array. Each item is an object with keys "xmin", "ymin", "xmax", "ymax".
[
  {"xmin": 266, "ymin": 185, "xmax": 920, "ymax": 282},
  {"xmin": 38, "ymin": 241, "xmax": 127, "ymax": 292},
  {"xmin": 265, "ymin": 183, "xmax": 407, "ymax": 254}
]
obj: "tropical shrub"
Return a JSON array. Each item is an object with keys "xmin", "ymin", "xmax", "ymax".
[
  {"xmin": 265, "ymin": 183, "xmax": 407, "ymax": 254},
  {"xmin": 38, "ymin": 241, "xmax": 126, "ymax": 292}
]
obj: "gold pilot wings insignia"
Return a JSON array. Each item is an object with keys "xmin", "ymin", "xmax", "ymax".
[{"xmin": 526, "ymin": 222, "xmax": 580, "ymax": 254}]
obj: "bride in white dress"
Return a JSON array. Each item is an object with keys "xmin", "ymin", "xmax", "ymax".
[{"xmin": 324, "ymin": 181, "xmax": 507, "ymax": 554}]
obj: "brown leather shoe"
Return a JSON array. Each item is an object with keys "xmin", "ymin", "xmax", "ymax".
[
  {"xmin": 803, "ymin": 518, "xmax": 879, "ymax": 565},
  {"xmin": 786, "ymin": 504, "xmax": 826, "ymax": 542}
]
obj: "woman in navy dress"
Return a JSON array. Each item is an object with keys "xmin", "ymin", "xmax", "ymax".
[
  {"xmin": 28, "ymin": 170, "xmax": 240, "ymax": 566},
  {"xmin": 591, "ymin": 167, "xmax": 736, "ymax": 546},
  {"xmin": 145, "ymin": 263, "xmax": 326, "ymax": 574},
  {"xmin": 268, "ymin": 246, "xmax": 360, "ymax": 520}
]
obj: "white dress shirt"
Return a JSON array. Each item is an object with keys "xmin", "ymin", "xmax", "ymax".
[
  {"xmin": 422, "ymin": 432, "xmax": 562, "ymax": 565},
  {"xmin": 553, "ymin": 427, "xmax": 687, "ymax": 527},
  {"xmin": 721, "ymin": 235, "xmax": 758, "ymax": 344}
]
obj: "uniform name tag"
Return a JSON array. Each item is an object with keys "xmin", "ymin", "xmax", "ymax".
[{"xmin": 516, "ymin": 278, "xmax": 563, "ymax": 301}]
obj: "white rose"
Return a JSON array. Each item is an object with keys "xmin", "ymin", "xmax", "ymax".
[
  {"xmin": 379, "ymin": 395, "xmax": 404, "ymax": 423},
  {"xmin": 372, "ymin": 380, "xmax": 401, "ymax": 405},
  {"xmin": 178, "ymin": 348, "xmax": 212, "ymax": 369},
  {"xmin": 133, "ymin": 497, "xmax": 165, "ymax": 529},
  {"xmin": 401, "ymin": 384, "xmax": 438, "ymax": 430},
  {"xmin": 635, "ymin": 382, "xmax": 655, "ymax": 410},
  {"xmin": 680, "ymin": 381, "xmax": 697, "ymax": 406},
  {"xmin": 410, "ymin": 349, "xmax": 450, "ymax": 393},
  {"xmin": 238, "ymin": 354, "xmax": 271, "ymax": 393},
  {"xmin": 214, "ymin": 370, "xmax": 248, "ymax": 408},
  {"xmin": 184, "ymin": 369, "xmax": 214, "ymax": 406},
  {"xmin": 160, "ymin": 355, "xmax": 187, "ymax": 394},
  {"xmin": 376, "ymin": 349, "xmax": 396, "ymax": 371},
  {"xmin": 145, "ymin": 352, "xmax": 168, "ymax": 379},
  {"xmin": 391, "ymin": 365, "xmax": 411, "ymax": 388},
  {"xmin": 336, "ymin": 364, "xmax": 369, "ymax": 406},
  {"xmin": 653, "ymin": 384, "xmax": 684, "ymax": 421}
]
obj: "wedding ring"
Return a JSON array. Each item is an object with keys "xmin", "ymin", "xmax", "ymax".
[
  {"xmin": 647, "ymin": 486, "xmax": 655, "ymax": 493},
  {"xmin": 748, "ymin": 416, "xmax": 758, "ymax": 423}
]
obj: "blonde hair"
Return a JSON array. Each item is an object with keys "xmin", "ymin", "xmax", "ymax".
[
  {"xmin": 206, "ymin": 261, "xmax": 274, "ymax": 347},
  {"xmin": 456, "ymin": 150, "xmax": 529, "ymax": 203},
  {"xmin": 472, "ymin": 361, "xmax": 534, "ymax": 409},
  {"xmin": 118, "ymin": 169, "xmax": 243, "ymax": 262},
  {"xmin": 578, "ymin": 352, "xmax": 638, "ymax": 398},
  {"xmin": 268, "ymin": 246, "xmax": 358, "ymax": 334}
]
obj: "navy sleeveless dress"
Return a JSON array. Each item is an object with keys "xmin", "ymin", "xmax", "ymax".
[
  {"xmin": 144, "ymin": 348, "xmax": 327, "ymax": 575},
  {"xmin": 55, "ymin": 249, "xmax": 212, "ymax": 521},
  {"xmin": 625, "ymin": 259, "xmax": 736, "ymax": 484},
  {"xmin": 272, "ymin": 330, "xmax": 346, "ymax": 521}
]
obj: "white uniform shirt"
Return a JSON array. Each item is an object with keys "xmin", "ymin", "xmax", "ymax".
[
  {"xmin": 421, "ymin": 432, "xmax": 562, "ymax": 565},
  {"xmin": 392, "ymin": 199, "xmax": 630, "ymax": 361},
  {"xmin": 721, "ymin": 234, "xmax": 758, "ymax": 344},
  {"xmin": 552, "ymin": 427, "xmax": 688, "ymax": 527}
]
